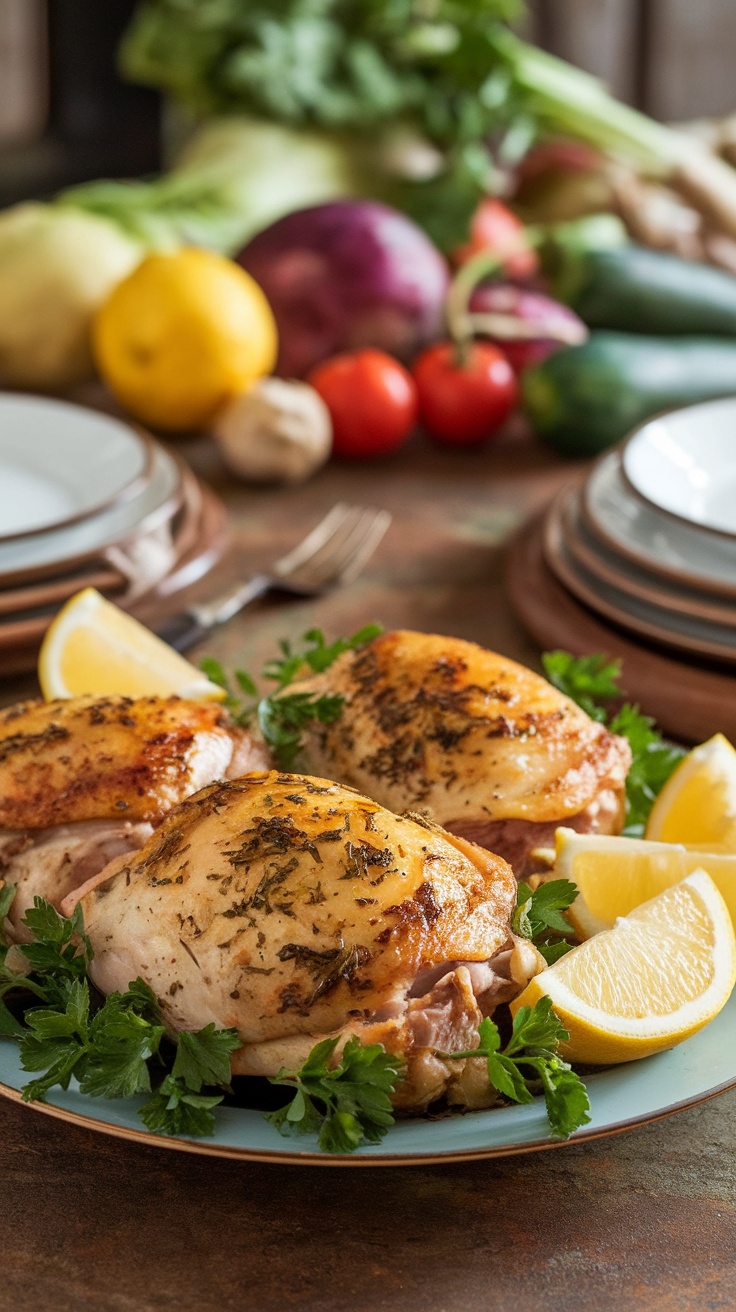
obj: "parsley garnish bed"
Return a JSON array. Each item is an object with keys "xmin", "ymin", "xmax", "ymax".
[
  {"xmin": 542, "ymin": 650, "xmax": 685, "ymax": 834},
  {"xmin": 202, "ymin": 624, "xmax": 381, "ymax": 769},
  {"xmin": 0, "ymin": 892, "xmax": 590, "ymax": 1151},
  {"xmin": 0, "ymin": 893, "xmax": 240, "ymax": 1138}
]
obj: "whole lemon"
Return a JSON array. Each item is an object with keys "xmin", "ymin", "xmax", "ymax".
[{"xmin": 93, "ymin": 248, "xmax": 278, "ymax": 431}]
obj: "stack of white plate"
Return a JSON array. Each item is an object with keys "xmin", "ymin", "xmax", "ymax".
[
  {"xmin": 542, "ymin": 397, "xmax": 736, "ymax": 665},
  {"xmin": 0, "ymin": 394, "xmax": 230, "ymax": 676}
]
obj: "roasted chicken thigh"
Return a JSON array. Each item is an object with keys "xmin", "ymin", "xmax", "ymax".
[
  {"xmin": 0, "ymin": 694, "xmax": 268, "ymax": 938},
  {"xmin": 295, "ymin": 631, "xmax": 632, "ymax": 874},
  {"xmin": 75, "ymin": 771, "xmax": 541, "ymax": 1112}
]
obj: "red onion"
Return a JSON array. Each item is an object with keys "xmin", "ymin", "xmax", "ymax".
[{"xmin": 237, "ymin": 201, "xmax": 449, "ymax": 378}]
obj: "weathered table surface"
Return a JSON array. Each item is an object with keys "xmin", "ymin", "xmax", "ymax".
[{"xmin": 2, "ymin": 425, "xmax": 735, "ymax": 1312}]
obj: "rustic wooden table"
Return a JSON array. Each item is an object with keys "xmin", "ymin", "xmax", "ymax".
[{"xmin": 2, "ymin": 424, "xmax": 735, "ymax": 1312}]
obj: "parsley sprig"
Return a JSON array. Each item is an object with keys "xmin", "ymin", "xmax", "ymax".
[
  {"xmin": 441, "ymin": 997, "xmax": 591, "ymax": 1139},
  {"xmin": 512, "ymin": 878, "xmax": 578, "ymax": 965},
  {"xmin": 0, "ymin": 892, "xmax": 240, "ymax": 1138},
  {"xmin": 202, "ymin": 624, "xmax": 381, "ymax": 769},
  {"xmin": 542, "ymin": 650, "xmax": 685, "ymax": 834},
  {"xmin": 266, "ymin": 1035, "xmax": 404, "ymax": 1153}
]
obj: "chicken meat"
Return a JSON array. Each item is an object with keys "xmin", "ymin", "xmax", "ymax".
[
  {"xmin": 0, "ymin": 693, "xmax": 268, "ymax": 938},
  {"xmin": 72, "ymin": 770, "xmax": 542, "ymax": 1113},
  {"xmin": 294, "ymin": 630, "xmax": 632, "ymax": 874}
]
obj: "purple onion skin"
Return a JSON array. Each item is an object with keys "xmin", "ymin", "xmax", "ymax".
[
  {"xmin": 237, "ymin": 201, "xmax": 449, "ymax": 378},
  {"xmin": 470, "ymin": 283, "xmax": 586, "ymax": 373}
]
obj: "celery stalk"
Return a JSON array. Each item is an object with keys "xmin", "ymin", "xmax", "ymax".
[{"xmin": 498, "ymin": 33, "xmax": 678, "ymax": 174}]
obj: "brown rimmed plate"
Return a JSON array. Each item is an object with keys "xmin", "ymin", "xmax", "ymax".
[
  {"xmin": 0, "ymin": 476, "xmax": 230, "ymax": 676},
  {"xmin": 1, "ymin": 991, "xmax": 735, "ymax": 1165},
  {"xmin": 0, "ymin": 567, "xmax": 125, "ymax": 619}
]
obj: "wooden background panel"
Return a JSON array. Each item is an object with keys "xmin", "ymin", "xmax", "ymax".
[
  {"xmin": 0, "ymin": 0, "xmax": 46, "ymax": 145},
  {"xmin": 643, "ymin": 0, "xmax": 736, "ymax": 121},
  {"xmin": 527, "ymin": 0, "xmax": 640, "ymax": 103},
  {"xmin": 529, "ymin": 0, "xmax": 736, "ymax": 120}
]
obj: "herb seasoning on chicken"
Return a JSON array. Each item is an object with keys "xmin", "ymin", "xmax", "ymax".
[
  {"xmin": 71, "ymin": 771, "xmax": 542, "ymax": 1113},
  {"xmin": 294, "ymin": 630, "xmax": 632, "ymax": 875}
]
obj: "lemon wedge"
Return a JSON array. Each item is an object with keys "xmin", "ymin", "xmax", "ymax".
[
  {"xmin": 554, "ymin": 828, "xmax": 736, "ymax": 939},
  {"xmin": 38, "ymin": 587, "xmax": 225, "ymax": 702},
  {"xmin": 512, "ymin": 870, "xmax": 736, "ymax": 1065},
  {"xmin": 645, "ymin": 733, "xmax": 736, "ymax": 849}
]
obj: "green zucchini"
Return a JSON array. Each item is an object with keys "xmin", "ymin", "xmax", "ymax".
[
  {"xmin": 521, "ymin": 331, "xmax": 736, "ymax": 457},
  {"xmin": 546, "ymin": 242, "xmax": 736, "ymax": 336}
]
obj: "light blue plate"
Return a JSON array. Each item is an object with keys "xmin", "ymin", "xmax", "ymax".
[{"xmin": 2, "ymin": 993, "xmax": 735, "ymax": 1165}]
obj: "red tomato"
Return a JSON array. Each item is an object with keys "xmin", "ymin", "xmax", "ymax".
[
  {"xmin": 308, "ymin": 349, "xmax": 417, "ymax": 459},
  {"xmin": 454, "ymin": 199, "xmax": 539, "ymax": 279},
  {"xmin": 412, "ymin": 342, "xmax": 518, "ymax": 446}
]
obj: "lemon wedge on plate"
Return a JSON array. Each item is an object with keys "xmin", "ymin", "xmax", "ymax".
[
  {"xmin": 554, "ymin": 828, "xmax": 736, "ymax": 939},
  {"xmin": 512, "ymin": 870, "xmax": 736, "ymax": 1065},
  {"xmin": 38, "ymin": 587, "xmax": 225, "ymax": 702},
  {"xmin": 645, "ymin": 733, "xmax": 736, "ymax": 848}
]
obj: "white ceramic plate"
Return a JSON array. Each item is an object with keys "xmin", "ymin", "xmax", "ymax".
[
  {"xmin": 1, "ymin": 993, "xmax": 735, "ymax": 1165},
  {"xmin": 0, "ymin": 394, "xmax": 150, "ymax": 542},
  {"xmin": 583, "ymin": 454, "xmax": 736, "ymax": 598},
  {"xmin": 0, "ymin": 443, "xmax": 181, "ymax": 586},
  {"xmin": 622, "ymin": 398, "xmax": 736, "ymax": 538}
]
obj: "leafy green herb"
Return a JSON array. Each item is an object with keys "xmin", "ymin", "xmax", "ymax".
[
  {"xmin": 258, "ymin": 691, "xmax": 344, "ymax": 770},
  {"xmin": 541, "ymin": 650, "xmax": 622, "ymax": 722},
  {"xmin": 139, "ymin": 1075, "xmax": 225, "ymax": 1138},
  {"xmin": 121, "ymin": 1, "xmax": 521, "ymax": 132},
  {"xmin": 266, "ymin": 625, "xmax": 383, "ymax": 684},
  {"xmin": 120, "ymin": 0, "xmax": 689, "ymax": 249},
  {"xmin": 172, "ymin": 1023, "xmax": 237, "ymax": 1092},
  {"xmin": 542, "ymin": 650, "xmax": 686, "ymax": 834},
  {"xmin": 441, "ymin": 997, "xmax": 591, "ymax": 1139},
  {"xmin": 1, "ymin": 897, "xmax": 240, "ymax": 1138},
  {"xmin": 512, "ymin": 878, "xmax": 578, "ymax": 964},
  {"xmin": 266, "ymin": 1035, "xmax": 404, "ymax": 1153},
  {"xmin": 202, "ymin": 623, "xmax": 382, "ymax": 769},
  {"xmin": 608, "ymin": 703, "xmax": 686, "ymax": 835}
]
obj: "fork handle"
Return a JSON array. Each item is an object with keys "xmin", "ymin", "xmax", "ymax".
[
  {"xmin": 155, "ymin": 613, "xmax": 212, "ymax": 653},
  {"xmin": 155, "ymin": 574, "xmax": 272, "ymax": 653}
]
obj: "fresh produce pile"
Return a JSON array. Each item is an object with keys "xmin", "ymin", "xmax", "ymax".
[{"xmin": 5, "ymin": 0, "xmax": 736, "ymax": 465}]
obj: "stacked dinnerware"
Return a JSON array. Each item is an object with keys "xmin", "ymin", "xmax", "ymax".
[
  {"xmin": 541, "ymin": 397, "xmax": 736, "ymax": 666},
  {"xmin": 0, "ymin": 393, "xmax": 229, "ymax": 675}
]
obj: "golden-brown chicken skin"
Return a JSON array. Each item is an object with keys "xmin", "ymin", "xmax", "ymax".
[
  {"xmin": 76, "ymin": 771, "xmax": 538, "ymax": 1111},
  {"xmin": 295, "ymin": 631, "xmax": 632, "ymax": 873},
  {"xmin": 0, "ymin": 694, "xmax": 265, "ymax": 829},
  {"xmin": 0, "ymin": 694, "xmax": 269, "ymax": 939}
]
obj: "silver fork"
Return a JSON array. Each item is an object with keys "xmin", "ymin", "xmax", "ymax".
[{"xmin": 155, "ymin": 503, "xmax": 392, "ymax": 652}]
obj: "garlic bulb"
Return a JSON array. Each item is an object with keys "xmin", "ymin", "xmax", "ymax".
[{"xmin": 212, "ymin": 377, "xmax": 332, "ymax": 483}]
